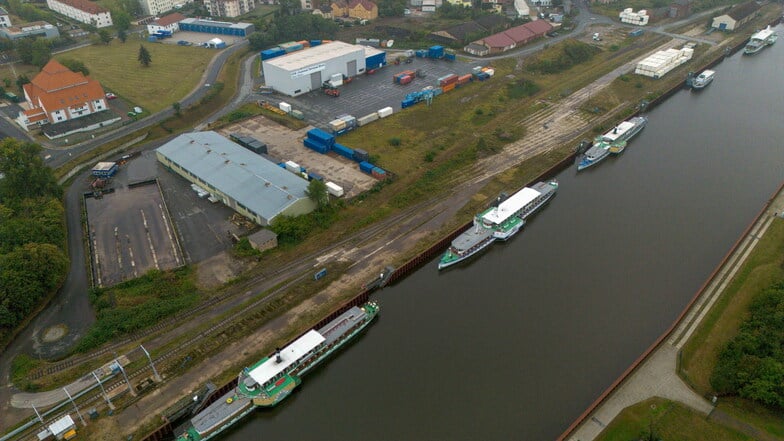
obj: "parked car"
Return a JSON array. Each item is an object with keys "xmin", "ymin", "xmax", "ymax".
[{"xmin": 105, "ymin": 92, "xmax": 117, "ymax": 99}]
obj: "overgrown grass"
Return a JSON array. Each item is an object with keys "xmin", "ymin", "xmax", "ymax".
[
  {"xmin": 76, "ymin": 267, "xmax": 199, "ymax": 352},
  {"xmin": 11, "ymin": 354, "xmax": 43, "ymax": 391},
  {"xmin": 596, "ymin": 397, "xmax": 753, "ymax": 441},
  {"xmin": 57, "ymin": 38, "xmax": 214, "ymax": 113}
]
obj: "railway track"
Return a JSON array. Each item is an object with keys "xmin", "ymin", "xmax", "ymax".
[{"xmin": 29, "ymin": 198, "xmax": 431, "ymax": 381}]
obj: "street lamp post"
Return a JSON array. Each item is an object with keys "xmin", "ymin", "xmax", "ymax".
[
  {"xmin": 140, "ymin": 345, "xmax": 161, "ymax": 382},
  {"xmin": 92, "ymin": 371, "xmax": 113, "ymax": 408},
  {"xmin": 62, "ymin": 387, "xmax": 86, "ymax": 427}
]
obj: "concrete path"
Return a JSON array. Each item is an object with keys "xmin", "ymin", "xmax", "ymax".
[{"xmin": 566, "ymin": 183, "xmax": 784, "ymax": 441}]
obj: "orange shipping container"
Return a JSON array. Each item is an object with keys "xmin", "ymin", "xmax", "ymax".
[
  {"xmin": 297, "ymin": 40, "xmax": 310, "ymax": 47},
  {"xmin": 442, "ymin": 83, "xmax": 455, "ymax": 93}
]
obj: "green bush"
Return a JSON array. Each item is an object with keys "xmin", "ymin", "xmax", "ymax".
[
  {"xmin": 388, "ymin": 137, "xmax": 402, "ymax": 146},
  {"xmin": 506, "ymin": 79, "xmax": 541, "ymax": 99}
]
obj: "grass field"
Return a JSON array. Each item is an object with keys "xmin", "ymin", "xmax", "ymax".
[
  {"xmin": 596, "ymin": 397, "xmax": 753, "ymax": 441},
  {"xmin": 56, "ymin": 38, "xmax": 215, "ymax": 113}
]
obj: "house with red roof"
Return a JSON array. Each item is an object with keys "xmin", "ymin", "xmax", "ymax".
[
  {"xmin": 16, "ymin": 60, "xmax": 111, "ymax": 134},
  {"xmin": 147, "ymin": 12, "xmax": 186, "ymax": 34},
  {"xmin": 465, "ymin": 19, "xmax": 553, "ymax": 55},
  {"xmin": 46, "ymin": 0, "xmax": 113, "ymax": 28},
  {"xmin": 332, "ymin": 0, "xmax": 377, "ymax": 20}
]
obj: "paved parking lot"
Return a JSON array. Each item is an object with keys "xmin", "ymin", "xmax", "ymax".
[
  {"xmin": 263, "ymin": 57, "xmax": 484, "ymax": 128},
  {"xmin": 85, "ymin": 180, "xmax": 183, "ymax": 287},
  {"xmin": 218, "ymin": 116, "xmax": 377, "ymax": 197},
  {"xmin": 146, "ymin": 150, "xmax": 251, "ymax": 263},
  {"xmin": 158, "ymin": 31, "xmax": 244, "ymax": 47}
]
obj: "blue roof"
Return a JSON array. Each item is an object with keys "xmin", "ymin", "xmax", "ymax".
[{"xmin": 156, "ymin": 131, "xmax": 310, "ymax": 222}]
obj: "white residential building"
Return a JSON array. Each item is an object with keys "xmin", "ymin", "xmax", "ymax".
[
  {"xmin": 139, "ymin": 0, "xmax": 193, "ymax": 16},
  {"xmin": 0, "ymin": 7, "xmax": 12, "ymax": 27},
  {"xmin": 46, "ymin": 0, "xmax": 113, "ymax": 28},
  {"xmin": 204, "ymin": 0, "xmax": 256, "ymax": 18},
  {"xmin": 146, "ymin": 12, "xmax": 186, "ymax": 33}
]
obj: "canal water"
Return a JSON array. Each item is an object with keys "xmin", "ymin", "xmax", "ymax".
[{"xmin": 223, "ymin": 32, "xmax": 784, "ymax": 441}]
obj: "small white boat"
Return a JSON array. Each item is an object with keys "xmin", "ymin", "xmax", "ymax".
[{"xmin": 691, "ymin": 69, "xmax": 715, "ymax": 89}]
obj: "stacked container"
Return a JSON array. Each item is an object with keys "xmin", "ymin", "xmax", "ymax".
[
  {"xmin": 304, "ymin": 128, "xmax": 335, "ymax": 154},
  {"xmin": 371, "ymin": 167, "xmax": 387, "ymax": 180},
  {"xmin": 438, "ymin": 74, "xmax": 459, "ymax": 86},
  {"xmin": 428, "ymin": 45, "xmax": 445, "ymax": 59},
  {"xmin": 481, "ymin": 67, "xmax": 495, "ymax": 77},
  {"xmin": 393, "ymin": 70, "xmax": 416, "ymax": 84},
  {"xmin": 619, "ymin": 8, "xmax": 649, "ymax": 25},
  {"xmin": 260, "ymin": 47, "xmax": 285, "ymax": 60},
  {"xmin": 457, "ymin": 74, "xmax": 473, "ymax": 86},
  {"xmin": 634, "ymin": 46, "xmax": 693, "ymax": 78}
]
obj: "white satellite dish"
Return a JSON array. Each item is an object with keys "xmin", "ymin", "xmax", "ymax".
[{"xmin": 387, "ymin": 39, "xmax": 395, "ymax": 48}]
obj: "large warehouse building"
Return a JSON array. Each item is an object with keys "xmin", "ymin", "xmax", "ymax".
[
  {"xmin": 156, "ymin": 131, "xmax": 316, "ymax": 226},
  {"xmin": 262, "ymin": 41, "xmax": 368, "ymax": 97}
]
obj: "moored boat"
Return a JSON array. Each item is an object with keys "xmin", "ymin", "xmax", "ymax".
[
  {"xmin": 438, "ymin": 180, "xmax": 558, "ymax": 270},
  {"xmin": 690, "ymin": 69, "xmax": 715, "ymax": 90},
  {"xmin": 176, "ymin": 302, "xmax": 380, "ymax": 441},
  {"xmin": 744, "ymin": 26, "xmax": 777, "ymax": 55},
  {"xmin": 578, "ymin": 116, "xmax": 647, "ymax": 169}
]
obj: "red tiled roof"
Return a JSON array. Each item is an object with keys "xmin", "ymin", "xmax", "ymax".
[
  {"xmin": 54, "ymin": 0, "xmax": 108, "ymax": 14},
  {"xmin": 348, "ymin": 0, "xmax": 376, "ymax": 11},
  {"xmin": 155, "ymin": 12, "xmax": 186, "ymax": 27},
  {"xmin": 24, "ymin": 59, "xmax": 105, "ymax": 116},
  {"xmin": 524, "ymin": 19, "xmax": 553, "ymax": 35},
  {"xmin": 482, "ymin": 32, "xmax": 516, "ymax": 48},
  {"xmin": 504, "ymin": 24, "xmax": 534, "ymax": 43}
]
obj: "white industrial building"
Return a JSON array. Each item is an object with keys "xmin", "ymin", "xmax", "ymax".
[
  {"xmin": 262, "ymin": 41, "xmax": 367, "ymax": 97},
  {"xmin": 156, "ymin": 131, "xmax": 316, "ymax": 226}
]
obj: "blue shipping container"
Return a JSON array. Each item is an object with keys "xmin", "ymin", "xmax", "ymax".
[
  {"xmin": 359, "ymin": 161, "xmax": 375, "ymax": 173},
  {"xmin": 278, "ymin": 163, "xmax": 286, "ymax": 168},
  {"xmin": 445, "ymin": 53, "xmax": 456, "ymax": 61},
  {"xmin": 307, "ymin": 172, "xmax": 324, "ymax": 181},
  {"xmin": 401, "ymin": 99, "xmax": 415, "ymax": 108},
  {"xmin": 372, "ymin": 167, "xmax": 386, "ymax": 176},
  {"xmin": 332, "ymin": 143, "xmax": 354, "ymax": 159},
  {"xmin": 306, "ymin": 128, "xmax": 335, "ymax": 147},
  {"xmin": 415, "ymin": 50, "xmax": 427, "ymax": 58},
  {"xmin": 261, "ymin": 48, "xmax": 285, "ymax": 60},
  {"xmin": 428, "ymin": 45, "xmax": 444, "ymax": 58},
  {"xmin": 304, "ymin": 138, "xmax": 329, "ymax": 153},
  {"xmin": 310, "ymin": 40, "xmax": 322, "ymax": 46}
]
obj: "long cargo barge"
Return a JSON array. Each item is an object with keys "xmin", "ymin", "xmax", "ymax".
[{"xmin": 176, "ymin": 301, "xmax": 380, "ymax": 441}]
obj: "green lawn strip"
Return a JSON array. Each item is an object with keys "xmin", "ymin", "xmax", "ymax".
[
  {"xmin": 717, "ymin": 397, "xmax": 784, "ymax": 439},
  {"xmin": 57, "ymin": 38, "xmax": 214, "ymax": 113},
  {"xmin": 680, "ymin": 220, "xmax": 784, "ymax": 394},
  {"xmin": 596, "ymin": 397, "xmax": 753, "ymax": 441}
]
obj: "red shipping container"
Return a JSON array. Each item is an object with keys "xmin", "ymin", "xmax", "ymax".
[
  {"xmin": 457, "ymin": 74, "xmax": 472, "ymax": 85},
  {"xmin": 399, "ymin": 75, "xmax": 413, "ymax": 85},
  {"xmin": 439, "ymin": 74, "xmax": 459, "ymax": 86},
  {"xmin": 441, "ymin": 83, "xmax": 455, "ymax": 93}
]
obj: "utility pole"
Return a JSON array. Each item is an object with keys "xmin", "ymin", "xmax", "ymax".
[
  {"xmin": 31, "ymin": 404, "xmax": 44, "ymax": 425},
  {"xmin": 92, "ymin": 371, "xmax": 113, "ymax": 409},
  {"xmin": 115, "ymin": 359, "xmax": 136, "ymax": 396},
  {"xmin": 62, "ymin": 387, "xmax": 86, "ymax": 427},
  {"xmin": 140, "ymin": 345, "xmax": 161, "ymax": 382}
]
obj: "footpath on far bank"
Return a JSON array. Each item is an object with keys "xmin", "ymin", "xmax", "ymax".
[{"xmin": 559, "ymin": 179, "xmax": 784, "ymax": 441}]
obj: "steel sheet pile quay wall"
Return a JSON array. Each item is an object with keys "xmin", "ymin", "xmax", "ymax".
[{"xmin": 635, "ymin": 46, "xmax": 694, "ymax": 78}]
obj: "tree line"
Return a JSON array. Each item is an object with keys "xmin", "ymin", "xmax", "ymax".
[
  {"xmin": 711, "ymin": 280, "xmax": 784, "ymax": 409},
  {"xmin": 0, "ymin": 139, "xmax": 68, "ymax": 346}
]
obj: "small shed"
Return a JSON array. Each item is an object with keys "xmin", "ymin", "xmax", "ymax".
[
  {"xmin": 247, "ymin": 229, "xmax": 278, "ymax": 252},
  {"xmin": 92, "ymin": 161, "xmax": 118, "ymax": 178},
  {"xmin": 48, "ymin": 415, "xmax": 76, "ymax": 440}
]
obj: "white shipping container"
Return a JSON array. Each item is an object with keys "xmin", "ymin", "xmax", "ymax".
[
  {"xmin": 279, "ymin": 102, "xmax": 292, "ymax": 113},
  {"xmin": 330, "ymin": 73, "xmax": 343, "ymax": 82},
  {"xmin": 358, "ymin": 113, "xmax": 379, "ymax": 126},
  {"xmin": 378, "ymin": 107, "xmax": 394, "ymax": 118},
  {"xmin": 285, "ymin": 160, "xmax": 300, "ymax": 173},
  {"xmin": 329, "ymin": 119, "xmax": 347, "ymax": 131},
  {"xmin": 329, "ymin": 79, "xmax": 343, "ymax": 88},
  {"xmin": 325, "ymin": 181, "xmax": 344, "ymax": 197}
]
